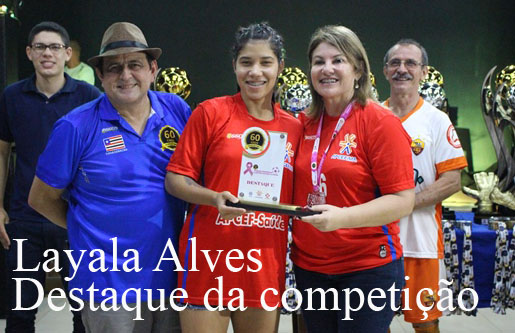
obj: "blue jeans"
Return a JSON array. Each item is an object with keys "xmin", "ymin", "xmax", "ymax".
[
  {"xmin": 294, "ymin": 258, "xmax": 404, "ymax": 333},
  {"xmin": 4, "ymin": 220, "xmax": 84, "ymax": 333}
]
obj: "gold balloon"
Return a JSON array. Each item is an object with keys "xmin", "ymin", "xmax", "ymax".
[
  {"xmin": 155, "ymin": 67, "xmax": 192, "ymax": 100},
  {"xmin": 420, "ymin": 66, "xmax": 444, "ymax": 87},
  {"xmin": 277, "ymin": 67, "xmax": 308, "ymax": 89}
]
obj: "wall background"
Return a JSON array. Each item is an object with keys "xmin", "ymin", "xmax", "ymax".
[{"xmin": 4, "ymin": 0, "xmax": 514, "ymax": 171}]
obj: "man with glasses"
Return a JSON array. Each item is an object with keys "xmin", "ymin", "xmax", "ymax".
[
  {"xmin": 383, "ymin": 39, "xmax": 467, "ymax": 332},
  {"xmin": 28, "ymin": 22, "xmax": 190, "ymax": 332},
  {"xmin": 0, "ymin": 21, "xmax": 100, "ymax": 332}
]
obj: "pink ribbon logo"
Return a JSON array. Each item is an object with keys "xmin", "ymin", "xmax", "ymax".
[{"xmin": 244, "ymin": 162, "xmax": 253, "ymax": 175}]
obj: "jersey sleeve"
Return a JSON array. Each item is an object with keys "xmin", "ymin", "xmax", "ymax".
[
  {"xmin": 166, "ymin": 104, "xmax": 210, "ymax": 181},
  {"xmin": 433, "ymin": 113, "xmax": 468, "ymax": 175},
  {"xmin": 367, "ymin": 111, "xmax": 414, "ymax": 195},
  {"xmin": 36, "ymin": 119, "xmax": 83, "ymax": 189}
]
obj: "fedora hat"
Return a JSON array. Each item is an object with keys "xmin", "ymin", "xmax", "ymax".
[{"xmin": 88, "ymin": 22, "xmax": 162, "ymax": 68}]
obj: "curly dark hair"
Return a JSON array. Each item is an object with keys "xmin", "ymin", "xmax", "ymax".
[{"xmin": 231, "ymin": 22, "xmax": 284, "ymax": 62}]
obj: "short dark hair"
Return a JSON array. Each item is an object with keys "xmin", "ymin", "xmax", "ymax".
[
  {"xmin": 70, "ymin": 40, "xmax": 81, "ymax": 53},
  {"xmin": 96, "ymin": 52, "xmax": 155, "ymax": 75},
  {"xmin": 231, "ymin": 22, "xmax": 284, "ymax": 62},
  {"xmin": 27, "ymin": 21, "xmax": 70, "ymax": 46},
  {"xmin": 383, "ymin": 38, "xmax": 428, "ymax": 66}
]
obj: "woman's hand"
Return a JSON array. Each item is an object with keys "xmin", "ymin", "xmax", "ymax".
[
  {"xmin": 300, "ymin": 188, "xmax": 415, "ymax": 230},
  {"xmin": 215, "ymin": 191, "xmax": 246, "ymax": 220},
  {"xmin": 300, "ymin": 204, "xmax": 346, "ymax": 232},
  {"xmin": 166, "ymin": 172, "xmax": 247, "ymax": 220}
]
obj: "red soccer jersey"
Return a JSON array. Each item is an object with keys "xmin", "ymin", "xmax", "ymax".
[
  {"xmin": 167, "ymin": 93, "xmax": 302, "ymax": 308},
  {"xmin": 292, "ymin": 101, "xmax": 414, "ymax": 275}
]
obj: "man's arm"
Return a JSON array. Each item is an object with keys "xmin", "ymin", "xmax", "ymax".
[
  {"xmin": 414, "ymin": 169, "xmax": 462, "ymax": 210},
  {"xmin": 0, "ymin": 139, "xmax": 11, "ymax": 249},
  {"xmin": 28, "ymin": 176, "xmax": 67, "ymax": 229}
]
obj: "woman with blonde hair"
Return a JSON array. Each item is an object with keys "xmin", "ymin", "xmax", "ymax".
[{"xmin": 292, "ymin": 25, "xmax": 415, "ymax": 332}]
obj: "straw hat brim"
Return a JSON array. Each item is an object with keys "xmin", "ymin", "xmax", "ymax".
[{"xmin": 87, "ymin": 47, "xmax": 162, "ymax": 68}]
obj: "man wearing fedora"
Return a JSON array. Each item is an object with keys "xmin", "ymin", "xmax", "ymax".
[
  {"xmin": 0, "ymin": 21, "xmax": 100, "ymax": 332},
  {"xmin": 28, "ymin": 22, "xmax": 191, "ymax": 332}
]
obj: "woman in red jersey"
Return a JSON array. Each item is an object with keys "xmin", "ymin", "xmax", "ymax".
[
  {"xmin": 292, "ymin": 25, "xmax": 415, "ymax": 332},
  {"xmin": 165, "ymin": 23, "xmax": 302, "ymax": 332}
]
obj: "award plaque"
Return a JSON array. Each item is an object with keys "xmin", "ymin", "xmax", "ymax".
[
  {"xmin": 238, "ymin": 127, "xmax": 285, "ymax": 204},
  {"xmin": 229, "ymin": 126, "xmax": 320, "ymax": 217},
  {"xmin": 226, "ymin": 199, "xmax": 320, "ymax": 217}
]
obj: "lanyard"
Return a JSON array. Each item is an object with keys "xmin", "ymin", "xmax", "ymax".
[{"xmin": 310, "ymin": 101, "xmax": 354, "ymax": 192}]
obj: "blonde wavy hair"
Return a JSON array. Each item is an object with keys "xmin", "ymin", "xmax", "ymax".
[{"xmin": 306, "ymin": 25, "xmax": 374, "ymax": 119}]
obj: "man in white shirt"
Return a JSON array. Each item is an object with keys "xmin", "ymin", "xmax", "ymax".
[{"xmin": 383, "ymin": 39, "xmax": 468, "ymax": 333}]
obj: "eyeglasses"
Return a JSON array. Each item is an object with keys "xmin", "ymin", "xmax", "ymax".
[
  {"xmin": 386, "ymin": 59, "xmax": 424, "ymax": 69},
  {"xmin": 30, "ymin": 43, "xmax": 67, "ymax": 54}
]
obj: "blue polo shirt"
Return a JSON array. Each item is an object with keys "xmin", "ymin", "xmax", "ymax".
[
  {"xmin": 36, "ymin": 90, "xmax": 191, "ymax": 303},
  {"xmin": 0, "ymin": 73, "xmax": 101, "ymax": 223}
]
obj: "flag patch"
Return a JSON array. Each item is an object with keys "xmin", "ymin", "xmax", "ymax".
[{"xmin": 103, "ymin": 135, "xmax": 126, "ymax": 153}]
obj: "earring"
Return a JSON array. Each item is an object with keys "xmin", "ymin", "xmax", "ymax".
[{"xmin": 354, "ymin": 79, "xmax": 360, "ymax": 89}]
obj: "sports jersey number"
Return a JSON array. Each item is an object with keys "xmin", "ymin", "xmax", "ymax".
[
  {"xmin": 320, "ymin": 173, "xmax": 328, "ymax": 197},
  {"xmin": 414, "ymin": 168, "xmax": 424, "ymax": 186}
]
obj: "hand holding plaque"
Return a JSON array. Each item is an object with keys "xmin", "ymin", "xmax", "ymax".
[{"xmin": 228, "ymin": 126, "xmax": 319, "ymax": 217}]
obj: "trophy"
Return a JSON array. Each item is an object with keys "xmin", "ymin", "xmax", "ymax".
[
  {"xmin": 419, "ymin": 66, "xmax": 448, "ymax": 112},
  {"xmin": 276, "ymin": 66, "xmax": 308, "ymax": 89},
  {"xmin": 154, "ymin": 67, "xmax": 192, "ymax": 100},
  {"xmin": 276, "ymin": 67, "xmax": 312, "ymax": 114},
  {"xmin": 279, "ymin": 83, "xmax": 312, "ymax": 112},
  {"xmin": 463, "ymin": 65, "xmax": 515, "ymax": 212},
  {"xmin": 480, "ymin": 65, "xmax": 514, "ymax": 193},
  {"xmin": 369, "ymin": 72, "xmax": 380, "ymax": 101}
]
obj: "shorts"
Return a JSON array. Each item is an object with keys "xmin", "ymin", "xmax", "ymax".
[
  {"xmin": 81, "ymin": 300, "xmax": 181, "ymax": 332},
  {"xmin": 175, "ymin": 302, "xmax": 227, "ymax": 311},
  {"xmin": 402, "ymin": 257, "xmax": 444, "ymax": 323}
]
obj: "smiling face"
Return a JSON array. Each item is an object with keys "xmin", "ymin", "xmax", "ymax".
[
  {"xmin": 26, "ymin": 31, "xmax": 71, "ymax": 80},
  {"xmin": 384, "ymin": 44, "xmax": 428, "ymax": 95},
  {"xmin": 310, "ymin": 42, "xmax": 360, "ymax": 106},
  {"xmin": 96, "ymin": 52, "xmax": 157, "ymax": 109},
  {"xmin": 233, "ymin": 40, "xmax": 283, "ymax": 105}
]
